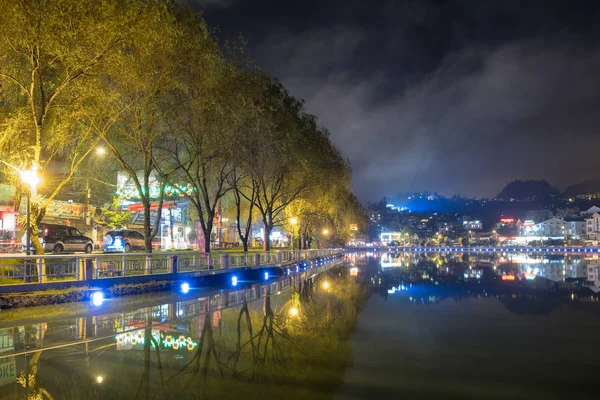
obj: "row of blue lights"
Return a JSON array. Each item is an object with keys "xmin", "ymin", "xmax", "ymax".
[
  {"xmin": 89, "ymin": 254, "xmax": 342, "ymax": 307},
  {"xmin": 387, "ymin": 247, "xmax": 600, "ymax": 254}
]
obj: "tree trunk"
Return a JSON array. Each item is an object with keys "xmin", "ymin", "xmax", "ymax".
[
  {"xmin": 28, "ymin": 203, "xmax": 44, "ymax": 256},
  {"xmin": 263, "ymin": 223, "xmax": 273, "ymax": 251},
  {"xmin": 143, "ymin": 202, "xmax": 153, "ymax": 253},
  {"xmin": 241, "ymin": 237, "xmax": 249, "ymax": 252},
  {"xmin": 204, "ymin": 230, "xmax": 211, "ymax": 254}
]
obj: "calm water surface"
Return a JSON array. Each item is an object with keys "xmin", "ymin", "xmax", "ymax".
[{"xmin": 1, "ymin": 252, "xmax": 599, "ymax": 399}]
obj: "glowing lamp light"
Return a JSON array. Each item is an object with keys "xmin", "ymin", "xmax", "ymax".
[
  {"xmin": 322, "ymin": 281, "xmax": 330, "ymax": 289},
  {"xmin": 264, "ymin": 272, "xmax": 269, "ymax": 280},
  {"xmin": 90, "ymin": 291, "xmax": 105, "ymax": 307},
  {"xmin": 290, "ymin": 217, "xmax": 298, "ymax": 225},
  {"xmin": 231, "ymin": 276, "xmax": 238, "ymax": 286},
  {"xmin": 96, "ymin": 147, "xmax": 106, "ymax": 155},
  {"xmin": 20, "ymin": 168, "xmax": 40, "ymax": 188},
  {"xmin": 350, "ymin": 267, "xmax": 358, "ymax": 277},
  {"xmin": 289, "ymin": 307, "xmax": 298, "ymax": 316},
  {"xmin": 180, "ymin": 282, "xmax": 190, "ymax": 294},
  {"xmin": 96, "ymin": 376, "xmax": 104, "ymax": 384}
]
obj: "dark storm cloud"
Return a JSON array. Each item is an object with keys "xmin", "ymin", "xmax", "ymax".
[
  {"xmin": 199, "ymin": 0, "xmax": 600, "ymax": 202},
  {"xmin": 257, "ymin": 30, "xmax": 600, "ymax": 201}
]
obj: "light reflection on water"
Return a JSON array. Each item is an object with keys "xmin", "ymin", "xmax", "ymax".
[{"xmin": 1, "ymin": 253, "xmax": 600, "ymax": 399}]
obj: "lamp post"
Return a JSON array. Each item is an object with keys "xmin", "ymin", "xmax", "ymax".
[
  {"xmin": 20, "ymin": 168, "xmax": 40, "ymax": 256},
  {"xmin": 290, "ymin": 217, "xmax": 298, "ymax": 250},
  {"xmin": 84, "ymin": 147, "xmax": 106, "ymax": 235}
]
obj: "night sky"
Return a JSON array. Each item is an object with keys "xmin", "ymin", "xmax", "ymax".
[{"xmin": 188, "ymin": 0, "xmax": 600, "ymax": 202}]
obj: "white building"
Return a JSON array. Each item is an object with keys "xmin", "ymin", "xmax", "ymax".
[
  {"xmin": 521, "ymin": 217, "xmax": 567, "ymax": 238},
  {"xmin": 581, "ymin": 206, "xmax": 600, "ymax": 216},
  {"xmin": 380, "ymin": 232, "xmax": 403, "ymax": 245},
  {"xmin": 462, "ymin": 219, "xmax": 483, "ymax": 231},
  {"xmin": 585, "ymin": 213, "xmax": 600, "ymax": 239},
  {"xmin": 564, "ymin": 218, "xmax": 586, "ymax": 237}
]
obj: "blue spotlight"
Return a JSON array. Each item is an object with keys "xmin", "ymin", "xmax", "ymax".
[
  {"xmin": 232, "ymin": 276, "xmax": 238, "ymax": 286},
  {"xmin": 180, "ymin": 282, "xmax": 190, "ymax": 294},
  {"xmin": 264, "ymin": 271, "xmax": 269, "ymax": 280},
  {"xmin": 90, "ymin": 291, "xmax": 105, "ymax": 307}
]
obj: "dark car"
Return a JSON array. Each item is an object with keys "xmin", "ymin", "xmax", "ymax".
[
  {"xmin": 22, "ymin": 224, "xmax": 93, "ymax": 254},
  {"xmin": 103, "ymin": 229, "xmax": 145, "ymax": 253}
]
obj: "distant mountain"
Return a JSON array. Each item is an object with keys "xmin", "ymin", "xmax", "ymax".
[
  {"xmin": 563, "ymin": 180, "xmax": 600, "ymax": 197},
  {"xmin": 496, "ymin": 180, "xmax": 560, "ymax": 201}
]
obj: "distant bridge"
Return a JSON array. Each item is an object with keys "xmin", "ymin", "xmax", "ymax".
[{"xmin": 346, "ymin": 246, "xmax": 600, "ymax": 255}]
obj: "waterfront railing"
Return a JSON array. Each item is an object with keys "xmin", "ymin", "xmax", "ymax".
[{"xmin": 0, "ymin": 248, "xmax": 341, "ymax": 285}]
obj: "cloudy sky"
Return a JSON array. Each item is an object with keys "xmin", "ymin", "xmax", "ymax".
[{"xmin": 188, "ymin": 0, "xmax": 600, "ymax": 202}]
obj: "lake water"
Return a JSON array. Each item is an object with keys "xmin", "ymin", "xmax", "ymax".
[{"xmin": 1, "ymin": 252, "xmax": 599, "ymax": 399}]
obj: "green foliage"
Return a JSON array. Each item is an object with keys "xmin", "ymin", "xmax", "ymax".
[
  {"xmin": 0, "ymin": 0, "xmax": 365, "ymax": 253},
  {"xmin": 100, "ymin": 197, "xmax": 131, "ymax": 229}
]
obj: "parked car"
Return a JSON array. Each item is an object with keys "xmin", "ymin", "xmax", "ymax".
[
  {"xmin": 103, "ymin": 229, "xmax": 145, "ymax": 252},
  {"xmin": 22, "ymin": 224, "xmax": 93, "ymax": 254}
]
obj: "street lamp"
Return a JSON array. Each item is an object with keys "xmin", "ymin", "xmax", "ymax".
[
  {"xmin": 21, "ymin": 167, "xmax": 41, "ymax": 256},
  {"xmin": 290, "ymin": 217, "xmax": 298, "ymax": 250},
  {"xmin": 96, "ymin": 147, "xmax": 106, "ymax": 155},
  {"xmin": 322, "ymin": 228, "xmax": 329, "ymax": 235}
]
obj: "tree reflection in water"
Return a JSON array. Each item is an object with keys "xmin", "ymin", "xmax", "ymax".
[{"xmin": 48, "ymin": 270, "xmax": 369, "ymax": 399}]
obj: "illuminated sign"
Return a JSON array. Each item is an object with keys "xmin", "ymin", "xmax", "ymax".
[
  {"xmin": 522, "ymin": 220, "xmax": 535, "ymax": 227},
  {"xmin": 115, "ymin": 330, "xmax": 197, "ymax": 351},
  {"xmin": 500, "ymin": 218, "xmax": 514, "ymax": 223},
  {"xmin": 349, "ymin": 224, "xmax": 358, "ymax": 231},
  {"xmin": 349, "ymin": 267, "xmax": 358, "ymax": 277},
  {"xmin": 501, "ymin": 275, "xmax": 516, "ymax": 281},
  {"xmin": 524, "ymin": 273, "xmax": 536, "ymax": 280}
]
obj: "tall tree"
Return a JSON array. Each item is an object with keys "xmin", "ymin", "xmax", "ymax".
[
  {"xmin": 94, "ymin": 0, "xmax": 182, "ymax": 252},
  {"xmin": 0, "ymin": 0, "xmax": 139, "ymax": 253},
  {"xmin": 241, "ymin": 77, "xmax": 320, "ymax": 251},
  {"xmin": 165, "ymin": 19, "xmax": 234, "ymax": 253},
  {"xmin": 228, "ymin": 168, "xmax": 259, "ymax": 252}
]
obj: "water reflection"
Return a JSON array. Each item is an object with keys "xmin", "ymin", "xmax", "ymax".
[
  {"xmin": 362, "ymin": 251, "xmax": 600, "ymax": 287},
  {"xmin": 0, "ymin": 259, "xmax": 372, "ymax": 399},
  {"xmin": 2, "ymin": 253, "xmax": 600, "ymax": 399}
]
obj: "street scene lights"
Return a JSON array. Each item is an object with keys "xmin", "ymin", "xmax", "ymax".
[
  {"xmin": 21, "ymin": 166, "xmax": 41, "ymax": 256},
  {"xmin": 322, "ymin": 228, "xmax": 329, "ymax": 235},
  {"xmin": 85, "ymin": 147, "xmax": 106, "ymax": 233}
]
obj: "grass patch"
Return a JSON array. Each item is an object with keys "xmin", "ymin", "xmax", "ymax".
[{"xmin": 0, "ymin": 280, "xmax": 174, "ymax": 310}]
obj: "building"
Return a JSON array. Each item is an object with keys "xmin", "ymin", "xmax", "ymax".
[
  {"xmin": 555, "ymin": 207, "xmax": 580, "ymax": 219},
  {"xmin": 576, "ymin": 193, "xmax": 600, "ymax": 201},
  {"xmin": 435, "ymin": 220, "xmax": 459, "ymax": 234},
  {"xmin": 379, "ymin": 231, "xmax": 403, "ymax": 245},
  {"xmin": 495, "ymin": 218, "xmax": 516, "ymax": 229},
  {"xmin": 367, "ymin": 210, "xmax": 381, "ymax": 225},
  {"xmin": 525, "ymin": 209, "xmax": 553, "ymax": 223},
  {"xmin": 462, "ymin": 219, "xmax": 483, "ymax": 231},
  {"xmin": 585, "ymin": 212, "xmax": 600, "ymax": 239},
  {"xmin": 521, "ymin": 217, "xmax": 567, "ymax": 238},
  {"xmin": 564, "ymin": 218, "xmax": 586, "ymax": 237},
  {"xmin": 580, "ymin": 206, "xmax": 600, "ymax": 216}
]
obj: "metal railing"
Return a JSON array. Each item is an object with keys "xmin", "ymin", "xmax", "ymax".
[{"xmin": 0, "ymin": 248, "xmax": 341, "ymax": 285}]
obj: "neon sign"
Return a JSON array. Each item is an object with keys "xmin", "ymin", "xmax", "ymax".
[
  {"xmin": 115, "ymin": 330, "xmax": 198, "ymax": 351},
  {"xmin": 501, "ymin": 275, "xmax": 515, "ymax": 281}
]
